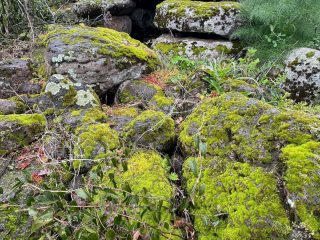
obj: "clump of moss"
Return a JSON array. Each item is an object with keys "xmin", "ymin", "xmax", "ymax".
[
  {"xmin": 281, "ymin": 141, "xmax": 320, "ymax": 237},
  {"xmin": 179, "ymin": 92, "xmax": 320, "ymax": 164},
  {"xmin": 92, "ymin": 150, "xmax": 181, "ymax": 239},
  {"xmin": 183, "ymin": 157, "xmax": 291, "ymax": 239},
  {"xmin": 73, "ymin": 123, "xmax": 119, "ymax": 169},
  {"xmin": 123, "ymin": 110, "xmax": 175, "ymax": 152}
]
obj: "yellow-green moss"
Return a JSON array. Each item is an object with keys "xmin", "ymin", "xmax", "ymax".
[
  {"xmin": 281, "ymin": 141, "xmax": 320, "ymax": 237},
  {"xmin": 0, "ymin": 114, "xmax": 46, "ymax": 126},
  {"xmin": 183, "ymin": 157, "xmax": 291, "ymax": 239},
  {"xmin": 123, "ymin": 110, "xmax": 175, "ymax": 151},
  {"xmin": 93, "ymin": 150, "xmax": 181, "ymax": 239},
  {"xmin": 74, "ymin": 123, "xmax": 119, "ymax": 165},
  {"xmin": 155, "ymin": 0, "xmax": 240, "ymax": 28},
  {"xmin": 151, "ymin": 93, "xmax": 175, "ymax": 108},
  {"xmin": 109, "ymin": 106, "xmax": 139, "ymax": 118},
  {"xmin": 179, "ymin": 93, "xmax": 320, "ymax": 164}
]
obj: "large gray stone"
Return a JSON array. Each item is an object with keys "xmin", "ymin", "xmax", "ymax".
[
  {"xmin": 41, "ymin": 25, "xmax": 160, "ymax": 96},
  {"xmin": 284, "ymin": 48, "xmax": 320, "ymax": 104},
  {"xmin": 154, "ymin": 0, "xmax": 240, "ymax": 37},
  {"xmin": 152, "ymin": 34, "xmax": 235, "ymax": 60},
  {"xmin": 74, "ymin": 0, "xmax": 136, "ymax": 17}
]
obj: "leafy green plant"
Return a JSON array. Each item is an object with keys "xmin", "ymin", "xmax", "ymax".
[{"xmin": 234, "ymin": 0, "xmax": 320, "ymax": 61}]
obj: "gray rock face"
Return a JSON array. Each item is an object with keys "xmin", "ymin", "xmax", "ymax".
[
  {"xmin": 74, "ymin": 0, "xmax": 136, "ymax": 16},
  {"xmin": 0, "ymin": 99, "xmax": 26, "ymax": 115},
  {"xmin": 154, "ymin": 0, "xmax": 240, "ymax": 37},
  {"xmin": 45, "ymin": 74, "xmax": 100, "ymax": 109},
  {"xmin": 152, "ymin": 34, "xmax": 235, "ymax": 60},
  {"xmin": 104, "ymin": 15, "xmax": 132, "ymax": 34},
  {"xmin": 115, "ymin": 80, "xmax": 159, "ymax": 104},
  {"xmin": 42, "ymin": 25, "xmax": 159, "ymax": 96},
  {"xmin": 0, "ymin": 59, "xmax": 41, "ymax": 99},
  {"xmin": 284, "ymin": 48, "xmax": 320, "ymax": 104}
]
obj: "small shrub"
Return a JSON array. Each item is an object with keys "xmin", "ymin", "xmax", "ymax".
[{"xmin": 234, "ymin": 0, "xmax": 320, "ymax": 61}]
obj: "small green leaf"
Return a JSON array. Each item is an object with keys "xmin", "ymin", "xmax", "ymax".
[
  {"xmin": 168, "ymin": 172, "xmax": 179, "ymax": 181},
  {"xmin": 188, "ymin": 159, "xmax": 198, "ymax": 178},
  {"xmin": 75, "ymin": 188, "xmax": 89, "ymax": 200}
]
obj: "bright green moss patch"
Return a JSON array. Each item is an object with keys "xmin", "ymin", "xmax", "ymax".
[
  {"xmin": 0, "ymin": 114, "xmax": 46, "ymax": 126},
  {"xmin": 108, "ymin": 106, "xmax": 139, "ymax": 118},
  {"xmin": 74, "ymin": 123, "xmax": 119, "ymax": 167},
  {"xmin": 183, "ymin": 157, "xmax": 291, "ymax": 239},
  {"xmin": 281, "ymin": 142, "xmax": 320, "ymax": 237}
]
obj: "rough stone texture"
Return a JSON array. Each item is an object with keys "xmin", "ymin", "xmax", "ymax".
[
  {"xmin": 123, "ymin": 110, "xmax": 175, "ymax": 152},
  {"xmin": 116, "ymin": 80, "xmax": 160, "ymax": 104},
  {"xmin": 0, "ymin": 114, "xmax": 46, "ymax": 155},
  {"xmin": 0, "ymin": 59, "xmax": 41, "ymax": 99},
  {"xmin": 104, "ymin": 15, "xmax": 132, "ymax": 34},
  {"xmin": 45, "ymin": 74, "xmax": 100, "ymax": 109},
  {"xmin": 154, "ymin": 0, "xmax": 240, "ymax": 37},
  {"xmin": 41, "ymin": 25, "xmax": 160, "ymax": 96},
  {"xmin": 284, "ymin": 48, "xmax": 320, "ymax": 104},
  {"xmin": 179, "ymin": 92, "xmax": 320, "ymax": 238},
  {"xmin": 74, "ymin": 0, "xmax": 136, "ymax": 17},
  {"xmin": 153, "ymin": 34, "xmax": 235, "ymax": 60},
  {"xmin": 104, "ymin": 105, "xmax": 139, "ymax": 131},
  {"xmin": 0, "ymin": 99, "xmax": 27, "ymax": 115}
]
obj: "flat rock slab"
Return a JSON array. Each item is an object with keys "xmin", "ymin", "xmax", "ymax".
[
  {"xmin": 74, "ymin": 0, "xmax": 136, "ymax": 16},
  {"xmin": 41, "ymin": 25, "xmax": 160, "ymax": 96},
  {"xmin": 152, "ymin": 34, "xmax": 235, "ymax": 60},
  {"xmin": 154, "ymin": 0, "xmax": 240, "ymax": 37}
]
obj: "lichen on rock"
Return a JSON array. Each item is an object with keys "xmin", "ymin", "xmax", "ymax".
[{"xmin": 39, "ymin": 25, "xmax": 160, "ymax": 95}]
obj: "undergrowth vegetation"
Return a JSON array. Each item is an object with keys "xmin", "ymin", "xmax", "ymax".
[{"xmin": 234, "ymin": 0, "xmax": 320, "ymax": 61}]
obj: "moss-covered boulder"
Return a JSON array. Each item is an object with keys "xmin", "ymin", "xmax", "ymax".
[
  {"xmin": 40, "ymin": 25, "xmax": 160, "ymax": 96},
  {"xmin": 281, "ymin": 142, "xmax": 320, "ymax": 238},
  {"xmin": 183, "ymin": 158, "xmax": 291, "ymax": 239},
  {"xmin": 105, "ymin": 105, "xmax": 139, "ymax": 131},
  {"xmin": 123, "ymin": 110, "xmax": 175, "ymax": 152},
  {"xmin": 93, "ymin": 150, "xmax": 181, "ymax": 239},
  {"xmin": 73, "ymin": 123, "xmax": 120, "ymax": 169},
  {"xmin": 116, "ymin": 80, "xmax": 160, "ymax": 104},
  {"xmin": 116, "ymin": 80, "xmax": 175, "ymax": 113},
  {"xmin": 57, "ymin": 107, "xmax": 108, "ymax": 130},
  {"xmin": 154, "ymin": 0, "xmax": 240, "ymax": 37},
  {"xmin": 153, "ymin": 34, "xmax": 235, "ymax": 61},
  {"xmin": 45, "ymin": 74, "xmax": 100, "ymax": 109},
  {"xmin": 179, "ymin": 92, "xmax": 320, "ymax": 163},
  {"xmin": 74, "ymin": 0, "xmax": 136, "ymax": 17},
  {"xmin": 180, "ymin": 92, "xmax": 320, "ymax": 237},
  {"xmin": 0, "ymin": 114, "xmax": 46, "ymax": 155}
]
